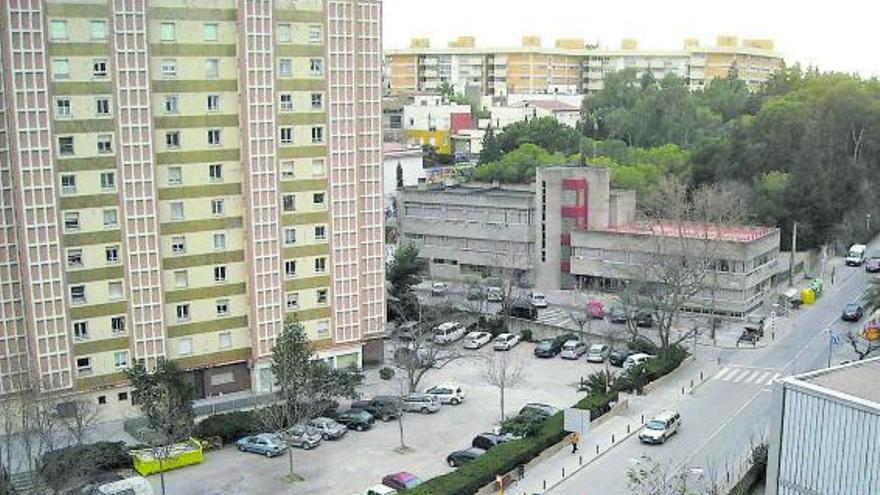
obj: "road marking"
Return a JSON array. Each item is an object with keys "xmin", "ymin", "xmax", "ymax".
[
  {"xmin": 749, "ymin": 371, "xmax": 771, "ymax": 384},
  {"xmin": 714, "ymin": 367, "xmax": 732, "ymax": 380},
  {"xmin": 724, "ymin": 369, "xmax": 745, "ymax": 382},
  {"xmin": 765, "ymin": 373, "xmax": 781, "ymax": 386}
]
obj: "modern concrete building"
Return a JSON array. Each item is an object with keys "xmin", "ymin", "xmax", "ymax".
[
  {"xmin": 766, "ymin": 359, "xmax": 880, "ymax": 495},
  {"xmin": 0, "ymin": 0, "xmax": 383, "ymax": 416},
  {"xmin": 386, "ymin": 35, "xmax": 783, "ymax": 96}
]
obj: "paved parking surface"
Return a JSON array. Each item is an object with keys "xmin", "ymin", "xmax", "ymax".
[{"xmin": 150, "ymin": 340, "xmax": 611, "ymax": 495}]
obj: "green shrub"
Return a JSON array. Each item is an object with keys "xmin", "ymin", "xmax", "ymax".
[
  {"xmin": 627, "ymin": 337, "xmax": 659, "ymax": 354},
  {"xmin": 40, "ymin": 442, "xmax": 131, "ymax": 490},
  {"xmin": 195, "ymin": 410, "xmax": 260, "ymax": 444},
  {"xmin": 520, "ymin": 328, "xmax": 533, "ymax": 342},
  {"xmin": 499, "ymin": 411, "xmax": 545, "ymax": 437},
  {"xmin": 379, "ymin": 367, "xmax": 396, "ymax": 381},
  {"xmin": 644, "ymin": 346, "xmax": 688, "ymax": 381}
]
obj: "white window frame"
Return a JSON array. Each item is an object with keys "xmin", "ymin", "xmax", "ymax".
[
  {"xmin": 208, "ymin": 163, "xmax": 223, "ymax": 181},
  {"xmin": 176, "ymin": 304, "xmax": 191, "ymax": 323},
  {"xmin": 170, "ymin": 201, "xmax": 185, "ymax": 220},
  {"xmin": 50, "ymin": 19, "xmax": 68, "ymax": 40},
  {"xmin": 213, "ymin": 232, "xmax": 227, "ymax": 250},
  {"xmin": 73, "ymin": 321, "xmax": 89, "ymax": 341},
  {"xmin": 203, "ymin": 23, "xmax": 218, "ymax": 42},
  {"xmin": 167, "ymin": 166, "xmax": 182, "ymax": 185},
  {"xmin": 102, "ymin": 208, "xmax": 118, "ymax": 227},
  {"xmin": 100, "ymin": 171, "xmax": 116, "ymax": 190},
  {"xmin": 178, "ymin": 337, "xmax": 193, "ymax": 355},
  {"xmin": 277, "ymin": 23, "xmax": 292, "ymax": 43},
  {"xmin": 90, "ymin": 20, "xmax": 108, "ymax": 41},
  {"xmin": 53, "ymin": 58, "xmax": 70, "ymax": 80},
  {"xmin": 308, "ymin": 25, "xmax": 323, "ymax": 44},
  {"xmin": 205, "ymin": 58, "xmax": 219, "ymax": 79},
  {"xmin": 206, "ymin": 94, "xmax": 221, "ymax": 112},
  {"xmin": 165, "ymin": 95, "xmax": 179, "ymax": 114},
  {"xmin": 105, "ymin": 245, "xmax": 120, "ymax": 264},
  {"xmin": 284, "ymin": 228, "xmax": 296, "ymax": 245},
  {"xmin": 216, "ymin": 299, "xmax": 229, "ymax": 316},
  {"xmin": 160, "ymin": 22, "xmax": 176, "ymax": 41},
  {"xmin": 55, "ymin": 98, "xmax": 71, "ymax": 119},
  {"xmin": 214, "ymin": 265, "xmax": 227, "ymax": 283},
  {"xmin": 309, "ymin": 58, "xmax": 323, "ymax": 76},
  {"xmin": 171, "ymin": 236, "xmax": 186, "ymax": 254},
  {"xmin": 60, "ymin": 174, "xmax": 77, "ymax": 194},
  {"xmin": 211, "ymin": 198, "xmax": 225, "ymax": 216},
  {"xmin": 161, "ymin": 58, "xmax": 177, "ymax": 79},
  {"xmin": 207, "ymin": 129, "xmax": 222, "ymax": 146},
  {"xmin": 278, "ymin": 58, "xmax": 293, "ymax": 78}
]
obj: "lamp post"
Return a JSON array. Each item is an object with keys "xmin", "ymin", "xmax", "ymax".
[{"xmin": 867, "ymin": 213, "xmax": 872, "ymax": 235}]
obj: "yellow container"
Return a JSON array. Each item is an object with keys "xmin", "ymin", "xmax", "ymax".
[
  {"xmin": 131, "ymin": 438, "xmax": 204, "ymax": 476},
  {"xmin": 800, "ymin": 288, "xmax": 816, "ymax": 305}
]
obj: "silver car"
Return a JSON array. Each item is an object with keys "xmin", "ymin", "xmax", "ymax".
[
  {"xmin": 586, "ymin": 343, "xmax": 610, "ymax": 363},
  {"xmin": 308, "ymin": 417, "xmax": 348, "ymax": 440},
  {"xmin": 402, "ymin": 393, "xmax": 441, "ymax": 413},
  {"xmin": 284, "ymin": 424, "xmax": 323, "ymax": 450}
]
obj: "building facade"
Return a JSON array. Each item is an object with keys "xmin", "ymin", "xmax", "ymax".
[
  {"xmin": 386, "ymin": 35, "xmax": 783, "ymax": 96},
  {"xmin": 0, "ymin": 0, "xmax": 383, "ymax": 414},
  {"xmin": 766, "ymin": 359, "xmax": 880, "ymax": 495}
]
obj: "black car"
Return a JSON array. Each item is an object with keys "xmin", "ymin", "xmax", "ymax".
[
  {"xmin": 608, "ymin": 349, "xmax": 636, "ymax": 367},
  {"xmin": 446, "ymin": 447, "xmax": 486, "ymax": 467},
  {"xmin": 335, "ymin": 408, "xmax": 374, "ymax": 431},
  {"xmin": 518, "ymin": 403, "xmax": 560, "ymax": 420},
  {"xmin": 351, "ymin": 395, "xmax": 402, "ymax": 422},
  {"xmin": 509, "ymin": 301, "xmax": 538, "ymax": 320},
  {"xmin": 609, "ymin": 306, "xmax": 628, "ymax": 324},
  {"xmin": 471, "ymin": 433, "xmax": 512, "ymax": 451},
  {"xmin": 533, "ymin": 334, "xmax": 575, "ymax": 358},
  {"xmin": 635, "ymin": 310, "xmax": 654, "ymax": 328},
  {"xmin": 841, "ymin": 303, "xmax": 864, "ymax": 322}
]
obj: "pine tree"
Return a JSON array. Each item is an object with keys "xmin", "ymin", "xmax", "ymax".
[{"xmin": 480, "ymin": 124, "xmax": 501, "ymax": 164}]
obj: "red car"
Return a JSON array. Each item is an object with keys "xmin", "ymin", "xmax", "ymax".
[
  {"xmin": 866, "ymin": 257, "xmax": 880, "ymax": 273},
  {"xmin": 381, "ymin": 472, "xmax": 422, "ymax": 492},
  {"xmin": 587, "ymin": 300, "xmax": 606, "ymax": 319}
]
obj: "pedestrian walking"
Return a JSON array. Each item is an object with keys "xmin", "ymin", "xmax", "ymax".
[{"xmin": 569, "ymin": 431, "xmax": 580, "ymax": 453}]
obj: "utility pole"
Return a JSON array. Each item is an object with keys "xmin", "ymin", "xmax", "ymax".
[{"xmin": 788, "ymin": 221, "xmax": 797, "ymax": 287}]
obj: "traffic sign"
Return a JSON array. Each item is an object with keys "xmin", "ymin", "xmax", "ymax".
[{"xmin": 829, "ymin": 332, "xmax": 841, "ymax": 346}]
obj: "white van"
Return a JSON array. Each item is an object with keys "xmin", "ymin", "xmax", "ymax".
[
  {"xmin": 433, "ymin": 321, "xmax": 466, "ymax": 344},
  {"xmin": 623, "ymin": 353, "xmax": 652, "ymax": 370},
  {"xmin": 92, "ymin": 477, "xmax": 154, "ymax": 495},
  {"xmin": 846, "ymin": 244, "xmax": 867, "ymax": 266}
]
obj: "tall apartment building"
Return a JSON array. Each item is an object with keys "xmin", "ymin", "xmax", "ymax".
[
  {"xmin": 386, "ymin": 35, "xmax": 783, "ymax": 96},
  {"xmin": 0, "ymin": 0, "xmax": 383, "ymax": 414}
]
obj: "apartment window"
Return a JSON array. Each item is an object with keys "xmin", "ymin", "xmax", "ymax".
[
  {"xmin": 174, "ymin": 270, "xmax": 188, "ymax": 288},
  {"xmin": 55, "ymin": 98, "xmax": 71, "ymax": 119},
  {"xmin": 216, "ymin": 299, "xmax": 229, "ymax": 316},
  {"xmin": 90, "ymin": 20, "xmax": 107, "ymax": 40},
  {"xmin": 118, "ymin": 392, "xmax": 128, "ymax": 401},
  {"xmin": 176, "ymin": 304, "xmax": 190, "ymax": 322},
  {"xmin": 207, "ymin": 129, "xmax": 221, "ymax": 146},
  {"xmin": 160, "ymin": 22, "xmax": 176, "ymax": 41},
  {"xmin": 58, "ymin": 136, "xmax": 74, "ymax": 156},
  {"xmin": 167, "ymin": 166, "xmax": 182, "ymax": 185},
  {"xmin": 53, "ymin": 59, "xmax": 70, "ymax": 80},
  {"xmin": 50, "ymin": 20, "xmax": 68, "ymax": 40},
  {"xmin": 103, "ymin": 208, "xmax": 118, "ymax": 227},
  {"xmin": 317, "ymin": 288, "xmax": 328, "ymax": 305},
  {"xmin": 282, "ymin": 194, "xmax": 296, "ymax": 212},
  {"xmin": 97, "ymin": 134, "xmax": 113, "ymax": 154},
  {"xmin": 114, "ymin": 351, "xmax": 128, "ymax": 369},
  {"xmin": 73, "ymin": 321, "xmax": 88, "ymax": 341},
  {"xmin": 313, "ymin": 192, "xmax": 325, "ymax": 206},
  {"xmin": 284, "ymin": 260, "xmax": 297, "ymax": 278},
  {"xmin": 311, "ymin": 126, "xmax": 324, "ymax": 144},
  {"xmin": 95, "ymin": 98, "xmax": 111, "ymax": 116},
  {"xmin": 214, "ymin": 266, "xmax": 227, "ymax": 283},
  {"xmin": 164, "ymin": 95, "xmax": 179, "ymax": 114},
  {"xmin": 284, "ymin": 228, "xmax": 296, "ymax": 245},
  {"xmin": 108, "ymin": 281, "xmax": 123, "ymax": 300},
  {"xmin": 314, "ymin": 257, "xmax": 326, "ymax": 273},
  {"xmin": 100, "ymin": 172, "xmax": 115, "ymax": 190},
  {"xmin": 286, "ymin": 292, "xmax": 299, "ymax": 310},
  {"xmin": 316, "ymin": 320, "xmax": 330, "ymax": 339},
  {"xmin": 279, "ymin": 93, "xmax": 293, "ymax": 111},
  {"xmin": 209, "ymin": 164, "xmax": 223, "ymax": 181},
  {"xmin": 211, "ymin": 198, "xmax": 225, "ymax": 216},
  {"xmin": 310, "ymin": 93, "xmax": 323, "ymax": 109},
  {"xmin": 308, "ymin": 25, "xmax": 323, "ymax": 44},
  {"xmin": 67, "ymin": 249, "xmax": 83, "ymax": 268},
  {"xmin": 64, "ymin": 212, "xmax": 81, "ymax": 232},
  {"xmin": 213, "ymin": 233, "xmax": 226, "ymax": 250},
  {"xmin": 218, "ymin": 331, "xmax": 232, "ymax": 349},
  {"xmin": 170, "ymin": 202, "xmax": 185, "ymax": 220},
  {"xmin": 309, "ymin": 58, "xmax": 323, "ymax": 76},
  {"xmin": 61, "ymin": 175, "xmax": 77, "ymax": 194},
  {"xmin": 76, "ymin": 357, "xmax": 92, "ymax": 375},
  {"xmin": 281, "ymin": 161, "xmax": 295, "ymax": 179},
  {"xmin": 165, "ymin": 131, "xmax": 180, "ymax": 149},
  {"xmin": 92, "ymin": 59, "xmax": 108, "ymax": 78},
  {"xmin": 171, "ymin": 236, "xmax": 186, "ymax": 254},
  {"xmin": 280, "ymin": 127, "xmax": 293, "ymax": 144},
  {"xmin": 311, "ymin": 159, "xmax": 325, "ymax": 176},
  {"xmin": 278, "ymin": 58, "xmax": 293, "ymax": 77},
  {"xmin": 105, "ymin": 245, "xmax": 119, "ymax": 264},
  {"xmin": 314, "ymin": 225, "xmax": 326, "ymax": 240},
  {"xmin": 205, "ymin": 59, "xmax": 219, "ymax": 79},
  {"xmin": 161, "ymin": 59, "xmax": 177, "ymax": 78},
  {"xmin": 203, "ymin": 23, "xmax": 218, "ymax": 42},
  {"xmin": 207, "ymin": 94, "xmax": 221, "ymax": 112},
  {"xmin": 277, "ymin": 23, "xmax": 291, "ymax": 43},
  {"xmin": 97, "ymin": 395, "xmax": 106, "ymax": 404},
  {"xmin": 111, "ymin": 316, "xmax": 126, "ymax": 335},
  {"xmin": 178, "ymin": 337, "xmax": 193, "ymax": 355},
  {"xmin": 71, "ymin": 285, "xmax": 86, "ymax": 305}
]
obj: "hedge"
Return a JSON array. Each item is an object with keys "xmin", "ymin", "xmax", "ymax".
[
  {"xmin": 195, "ymin": 410, "xmax": 261, "ymax": 444},
  {"xmin": 40, "ymin": 442, "xmax": 132, "ymax": 490}
]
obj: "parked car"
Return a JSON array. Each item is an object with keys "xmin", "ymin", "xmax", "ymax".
[
  {"xmin": 381, "ymin": 472, "xmax": 422, "ymax": 491},
  {"xmin": 335, "ymin": 408, "xmax": 375, "ymax": 431},
  {"xmin": 534, "ymin": 337, "xmax": 565, "ymax": 358},
  {"xmin": 608, "ymin": 349, "xmax": 636, "ymax": 367},
  {"xmin": 471, "ymin": 432, "xmax": 513, "ymax": 451},
  {"xmin": 351, "ymin": 396, "xmax": 402, "ymax": 422},
  {"xmin": 431, "ymin": 282, "xmax": 447, "ymax": 296},
  {"xmin": 446, "ymin": 447, "xmax": 486, "ymax": 467},
  {"xmin": 509, "ymin": 301, "xmax": 538, "ymax": 320},
  {"xmin": 463, "ymin": 331, "xmax": 492, "ymax": 349},
  {"xmin": 308, "ymin": 417, "xmax": 348, "ymax": 440},
  {"xmin": 402, "ymin": 393, "xmax": 441, "ymax": 414},
  {"xmin": 528, "ymin": 292, "xmax": 548, "ymax": 308},
  {"xmin": 866, "ymin": 257, "xmax": 880, "ymax": 273},
  {"xmin": 361, "ymin": 485, "xmax": 397, "ymax": 495},
  {"xmin": 466, "ymin": 286, "xmax": 485, "ymax": 300},
  {"xmin": 560, "ymin": 340, "xmax": 588, "ymax": 359},
  {"xmin": 396, "ymin": 321, "xmax": 420, "ymax": 342},
  {"xmin": 518, "ymin": 403, "xmax": 560, "ymax": 420},
  {"xmin": 587, "ymin": 300, "xmax": 606, "ymax": 319},
  {"xmin": 424, "ymin": 383, "xmax": 465, "ymax": 405},
  {"xmin": 623, "ymin": 353, "xmax": 653, "ymax": 371},
  {"xmin": 609, "ymin": 305, "xmax": 628, "ymax": 323},
  {"xmin": 586, "ymin": 343, "xmax": 611, "ymax": 363},
  {"xmin": 635, "ymin": 310, "xmax": 654, "ymax": 328},
  {"xmin": 638, "ymin": 410, "xmax": 682, "ymax": 444},
  {"xmin": 493, "ymin": 333, "xmax": 521, "ymax": 351},
  {"xmin": 433, "ymin": 321, "xmax": 467, "ymax": 345},
  {"xmin": 235, "ymin": 433, "xmax": 287, "ymax": 457},
  {"xmin": 284, "ymin": 424, "xmax": 322, "ymax": 450},
  {"xmin": 842, "ymin": 303, "xmax": 865, "ymax": 322},
  {"xmin": 486, "ymin": 286, "xmax": 504, "ymax": 302}
]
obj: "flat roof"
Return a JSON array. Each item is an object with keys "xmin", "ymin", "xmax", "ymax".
[
  {"xmin": 403, "ymin": 184, "xmax": 535, "ymax": 198},
  {"xmin": 605, "ymin": 221, "xmax": 777, "ymax": 243},
  {"xmin": 793, "ymin": 358, "xmax": 880, "ymax": 407}
]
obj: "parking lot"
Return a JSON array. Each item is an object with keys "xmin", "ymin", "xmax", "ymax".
[{"xmin": 150, "ymin": 338, "xmax": 613, "ymax": 495}]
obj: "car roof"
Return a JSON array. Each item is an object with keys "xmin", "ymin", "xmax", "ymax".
[
  {"xmin": 588, "ymin": 343, "xmax": 606, "ymax": 349},
  {"xmin": 562, "ymin": 340, "xmax": 581, "ymax": 346},
  {"xmin": 437, "ymin": 321, "xmax": 460, "ymax": 330},
  {"xmin": 429, "ymin": 382, "xmax": 458, "ymax": 389},
  {"xmin": 464, "ymin": 447, "xmax": 486, "ymax": 454},
  {"xmin": 652, "ymin": 410, "xmax": 679, "ymax": 421}
]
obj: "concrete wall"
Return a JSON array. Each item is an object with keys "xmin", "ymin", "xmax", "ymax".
[
  {"xmin": 383, "ymin": 150, "xmax": 424, "ymax": 198},
  {"xmin": 608, "ymin": 190, "xmax": 636, "ymax": 227}
]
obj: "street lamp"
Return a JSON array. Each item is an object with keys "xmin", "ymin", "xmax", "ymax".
[{"xmin": 867, "ymin": 213, "xmax": 872, "ymax": 235}]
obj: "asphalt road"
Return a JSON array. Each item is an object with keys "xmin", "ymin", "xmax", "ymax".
[{"xmin": 548, "ymin": 263, "xmax": 875, "ymax": 495}]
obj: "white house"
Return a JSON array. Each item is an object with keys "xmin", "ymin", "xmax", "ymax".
[
  {"xmin": 383, "ymin": 142, "xmax": 424, "ymax": 210},
  {"xmin": 486, "ymin": 99, "xmax": 581, "ymax": 130}
]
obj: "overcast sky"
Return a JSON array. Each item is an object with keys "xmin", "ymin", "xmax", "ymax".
[{"xmin": 383, "ymin": 0, "xmax": 879, "ymax": 77}]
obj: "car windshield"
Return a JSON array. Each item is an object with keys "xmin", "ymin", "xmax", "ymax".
[
  {"xmin": 589, "ymin": 345, "xmax": 604, "ymax": 352},
  {"xmin": 646, "ymin": 420, "xmax": 666, "ymax": 430},
  {"xmin": 537, "ymin": 340, "xmax": 552, "ymax": 349}
]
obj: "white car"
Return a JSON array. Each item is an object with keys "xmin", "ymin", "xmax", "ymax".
[
  {"xmin": 424, "ymin": 383, "xmax": 466, "ymax": 405},
  {"xmin": 638, "ymin": 410, "xmax": 681, "ymax": 444},
  {"xmin": 431, "ymin": 282, "xmax": 447, "ymax": 296},
  {"xmin": 362, "ymin": 485, "xmax": 398, "ymax": 495},
  {"xmin": 463, "ymin": 331, "xmax": 492, "ymax": 349},
  {"xmin": 623, "ymin": 353, "xmax": 653, "ymax": 370},
  {"xmin": 433, "ymin": 321, "xmax": 466, "ymax": 344},
  {"xmin": 586, "ymin": 343, "xmax": 610, "ymax": 363},
  {"xmin": 493, "ymin": 333, "xmax": 521, "ymax": 351},
  {"xmin": 560, "ymin": 340, "xmax": 587, "ymax": 359},
  {"xmin": 528, "ymin": 292, "xmax": 548, "ymax": 308}
]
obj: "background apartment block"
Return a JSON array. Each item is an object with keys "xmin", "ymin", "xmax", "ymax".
[
  {"xmin": 386, "ymin": 35, "xmax": 783, "ymax": 96},
  {"xmin": 0, "ymin": 0, "xmax": 383, "ymax": 414}
]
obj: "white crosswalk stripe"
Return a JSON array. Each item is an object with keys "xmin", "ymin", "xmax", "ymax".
[
  {"xmin": 712, "ymin": 366, "xmax": 781, "ymax": 386},
  {"xmin": 724, "ymin": 369, "xmax": 746, "ymax": 382},
  {"xmin": 765, "ymin": 373, "xmax": 781, "ymax": 386},
  {"xmin": 715, "ymin": 367, "xmax": 733, "ymax": 380}
]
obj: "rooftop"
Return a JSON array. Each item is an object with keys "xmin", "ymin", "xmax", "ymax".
[
  {"xmin": 605, "ymin": 221, "xmax": 777, "ymax": 243},
  {"xmin": 793, "ymin": 358, "xmax": 880, "ymax": 407},
  {"xmin": 404, "ymin": 183, "xmax": 535, "ymax": 198},
  {"xmin": 383, "ymin": 142, "xmax": 421, "ymax": 155},
  {"xmin": 526, "ymin": 100, "xmax": 580, "ymax": 112}
]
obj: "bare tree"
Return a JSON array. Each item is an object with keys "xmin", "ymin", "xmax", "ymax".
[
  {"xmin": 57, "ymin": 395, "xmax": 99, "ymax": 446},
  {"xmin": 845, "ymin": 331, "xmax": 880, "ymax": 360},
  {"xmin": 481, "ymin": 352, "xmax": 527, "ymax": 421},
  {"xmin": 627, "ymin": 454, "xmax": 718, "ymax": 495},
  {"xmin": 392, "ymin": 304, "xmax": 464, "ymax": 393}
]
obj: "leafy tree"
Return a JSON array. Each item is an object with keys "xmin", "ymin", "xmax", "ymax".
[
  {"xmin": 479, "ymin": 124, "xmax": 502, "ymax": 164},
  {"xmin": 472, "ymin": 143, "xmax": 575, "ymax": 183},
  {"xmin": 386, "ymin": 242, "xmax": 423, "ymax": 321},
  {"xmin": 494, "ymin": 117, "xmax": 582, "ymax": 155},
  {"xmin": 699, "ymin": 68, "xmax": 754, "ymax": 122}
]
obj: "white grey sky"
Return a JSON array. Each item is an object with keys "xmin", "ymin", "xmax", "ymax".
[{"xmin": 383, "ymin": 0, "xmax": 879, "ymax": 77}]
